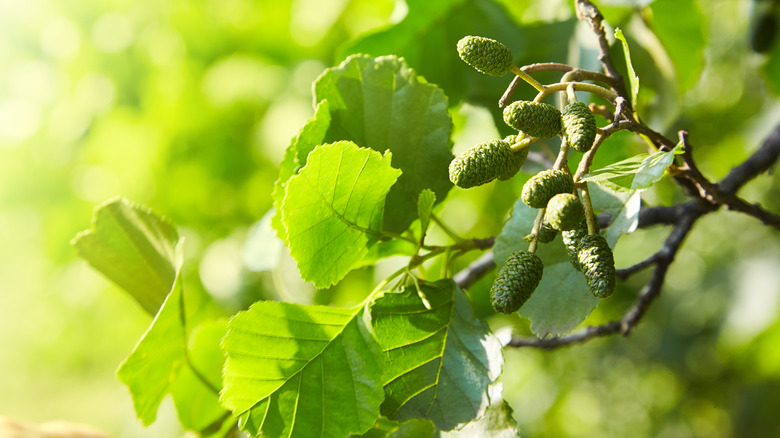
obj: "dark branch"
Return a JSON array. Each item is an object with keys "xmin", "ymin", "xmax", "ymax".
[
  {"xmin": 455, "ymin": 251, "xmax": 495, "ymax": 290},
  {"xmin": 720, "ymin": 123, "xmax": 780, "ymax": 193}
]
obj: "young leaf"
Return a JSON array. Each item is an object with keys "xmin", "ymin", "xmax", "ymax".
[
  {"xmin": 589, "ymin": 185, "xmax": 641, "ymax": 247},
  {"xmin": 280, "ymin": 141, "xmax": 401, "ymax": 287},
  {"xmin": 314, "ymin": 54, "xmax": 454, "ymax": 233},
  {"xmin": 581, "ymin": 142, "xmax": 682, "ymax": 192},
  {"xmin": 417, "ymin": 189, "xmax": 436, "ymax": 239},
  {"xmin": 614, "ymin": 28, "xmax": 639, "ymax": 110},
  {"xmin": 117, "ymin": 274, "xmax": 186, "ymax": 425},
  {"xmin": 494, "ymin": 199, "xmax": 599, "ymax": 337},
  {"xmin": 272, "ymin": 99, "xmax": 332, "ymax": 239},
  {"xmin": 71, "ymin": 197, "xmax": 180, "ymax": 314},
  {"xmin": 371, "ymin": 279, "xmax": 503, "ymax": 431},
  {"xmin": 220, "ymin": 301, "xmax": 384, "ymax": 437}
]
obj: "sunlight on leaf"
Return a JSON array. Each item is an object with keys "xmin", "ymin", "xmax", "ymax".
[
  {"xmin": 220, "ymin": 301, "xmax": 384, "ymax": 437},
  {"xmin": 615, "ymin": 28, "xmax": 639, "ymax": 111},
  {"xmin": 417, "ymin": 189, "xmax": 436, "ymax": 239},
  {"xmin": 71, "ymin": 197, "xmax": 180, "ymax": 314},
  {"xmin": 281, "ymin": 140, "xmax": 401, "ymax": 287},
  {"xmin": 314, "ymin": 54, "xmax": 453, "ymax": 233},
  {"xmin": 371, "ymin": 279, "xmax": 503, "ymax": 430},
  {"xmin": 581, "ymin": 141, "xmax": 682, "ymax": 192}
]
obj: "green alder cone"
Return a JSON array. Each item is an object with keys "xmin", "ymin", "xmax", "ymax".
[
  {"xmin": 562, "ymin": 101, "xmax": 597, "ymax": 153},
  {"xmin": 490, "ymin": 250, "xmax": 544, "ymax": 314},
  {"xmin": 521, "ymin": 169, "xmax": 574, "ymax": 208},
  {"xmin": 545, "ymin": 193, "xmax": 585, "ymax": 231},
  {"xmin": 577, "ymin": 234, "xmax": 616, "ymax": 298},
  {"xmin": 449, "ymin": 138, "xmax": 523, "ymax": 188},
  {"xmin": 503, "ymin": 101, "xmax": 562, "ymax": 139},
  {"xmin": 497, "ymin": 135, "xmax": 529, "ymax": 181},
  {"xmin": 457, "ymin": 35, "xmax": 514, "ymax": 77},
  {"xmin": 562, "ymin": 221, "xmax": 589, "ymax": 270}
]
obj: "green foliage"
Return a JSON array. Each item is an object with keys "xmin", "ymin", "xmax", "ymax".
[
  {"xmin": 313, "ymin": 54, "xmax": 454, "ymax": 233},
  {"xmin": 521, "ymin": 169, "xmax": 574, "ymax": 208},
  {"xmin": 647, "ymin": 0, "xmax": 707, "ymax": 91},
  {"xmin": 582, "ymin": 141, "xmax": 683, "ymax": 192},
  {"xmin": 220, "ymin": 301, "xmax": 384, "ymax": 437},
  {"xmin": 457, "ymin": 35, "xmax": 515, "ymax": 77},
  {"xmin": 371, "ymin": 280, "xmax": 503, "ymax": 430},
  {"xmin": 490, "ymin": 251, "xmax": 544, "ymax": 314},
  {"xmin": 494, "ymin": 200, "xmax": 600, "ymax": 336},
  {"xmin": 614, "ymin": 28, "xmax": 640, "ymax": 109},
  {"xmin": 502, "ymin": 101, "xmax": 562, "ymax": 138},
  {"xmin": 280, "ymin": 141, "xmax": 401, "ymax": 288},
  {"xmin": 71, "ymin": 197, "xmax": 181, "ymax": 315}
]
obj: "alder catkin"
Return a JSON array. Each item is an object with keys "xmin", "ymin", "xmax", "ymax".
[
  {"xmin": 449, "ymin": 138, "xmax": 522, "ymax": 188},
  {"xmin": 457, "ymin": 36, "xmax": 514, "ymax": 77},
  {"xmin": 544, "ymin": 193, "xmax": 585, "ymax": 231},
  {"xmin": 561, "ymin": 101, "xmax": 597, "ymax": 153},
  {"xmin": 577, "ymin": 234, "xmax": 616, "ymax": 298},
  {"xmin": 490, "ymin": 250, "xmax": 544, "ymax": 314},
  {"xmin": 503, "ymin": 101, "xmax": 562, "ymax": 139},
  {"xmin": 521, "ymin": 169, "xmax": 574, "ymax": 208}
]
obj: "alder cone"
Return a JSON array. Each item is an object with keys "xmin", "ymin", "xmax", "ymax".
[
  {"xmin": 503, "ymin": 101, "xmax": 561, "ymax": 138},
  {"xmin": 449, "ymin": 138, "xmax": 523, "ymax": 188},
  {"xmin": 457, "ymin": 36, "xmax": 514, "ymax": 77},
  {"xmin": 577, "ymin": 234, "xmax": 616, "ymax": 298},
  {"xmin": 562, "ymin": 101, "xmax": 597, "ymax": 153},
  {"xmin": 545, "ymin": 193, "xmax": 585, "ymax": 231},
  {"xmin": 562, "ymin": 221, "xmax": 589, "ymax": 270},
  {"xmin": 521, "ymin": 169, "xmax": 574, "ymax": 208},
  {"xmin": 490, "ymin": 250, "xmax": 544, "ymax": 314},
  {"xmin": 536, "ymin": 223, "xmax": 558, "ymax": 243}
]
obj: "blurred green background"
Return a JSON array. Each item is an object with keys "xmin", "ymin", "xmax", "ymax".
[{"xmin": 1, "ymin": 0, "xmax": 780, "ymax": 436}]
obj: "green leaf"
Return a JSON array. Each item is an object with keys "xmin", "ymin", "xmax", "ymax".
[
  {"xmin": 581, "ymin": 142, "xmax": 682, "ymax": 192},
  {"xmin": 351, "ymin": 417, "xmax": 437, "ymax": 438},
  {"xmin": 280, "ymin": 140, "xmax": 401, "ymax": 287},
  {"xmin": 648, "ymin": 0, "xmax": 706, "ymax": 91},
  {"xmin": 272, "ymin": 99, "xmax": 333, "ymax": 239},
  {"xmin": 71, "ymin": 197, "xmax": 180, "ymax": 315},
  {"xmin": 441, "ymin": 384, "xmax": 519, "ymax": 438},
  {"xmin": 220, "ymin": 301, "xmax": 385, "ymax": 437},
  {"xmin": 171, "ymin": 320, "xmax": 229, "ymax": 433},
  {"xmin": 589, "ymin": 185, "xmax": 641, "ymax": 247},
  {"xmin": 314, "ymin": 54, "xmax": 454, "ymax": 233},
  {"xmin": 356, "ymin": 239, "xmax": 419, "ymax": 270},
  {"xmin": 117, "ymin": 273, "xmax": 186, "ymax": 425},
  {"xmin": 614, "ymin": 28, "xmax": 639, "ymax": 110},
  {"xmin": 371, "ymin": 279, "xmax": 503, "ymax": 430},
  {"xmin": 494, "ymin": 199, "xmax": 598, "ymax": 336},
  {"xmin": 417, "ymin": 189, "xmax": 436, "ymax": 239},
  {"xmin": 338, "ymin": 0, "xmax": 573, "ymax": 111}
]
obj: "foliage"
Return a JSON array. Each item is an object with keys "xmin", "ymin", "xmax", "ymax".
[{"xmin": 3, "ymin": 0, "xmax": 780, "ymax": 437}]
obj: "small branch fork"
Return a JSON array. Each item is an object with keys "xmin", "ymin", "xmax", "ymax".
[{"xmin": 454, "ymin": 0, "xmax": 780, "ymax": 350}]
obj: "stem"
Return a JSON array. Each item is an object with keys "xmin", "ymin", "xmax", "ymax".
[
  {"xmin": 510, "ymin": 65, "xmax": 545, "ymax": 92},
  {"xmin": 535, "ymin": 81, "xmax": 618, "ymax": 103},
  {"xmin": 528, "ymin": 209, "xmax": 546, "ymax": 253},
  {"xmin": 580, "ymin": 182, "xmax": 599, "ymax": 235},
  {"xmin": 508, "ymin": 135, "xmax": 538, "ymax": 153}
]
